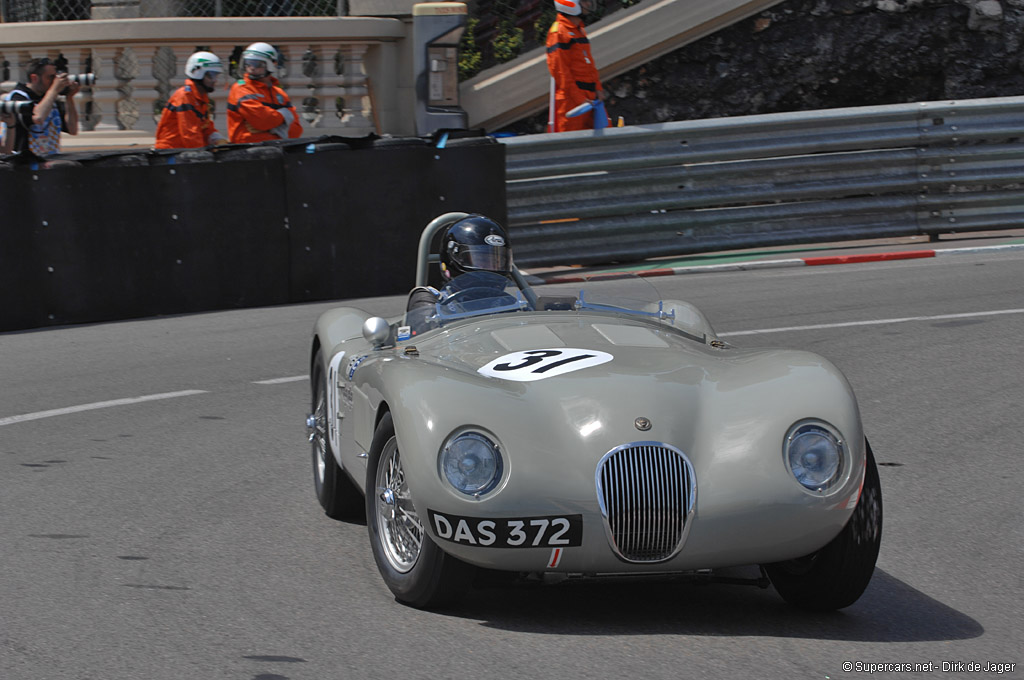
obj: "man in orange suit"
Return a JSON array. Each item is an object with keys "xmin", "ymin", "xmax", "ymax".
[
  {"xmin": 545, "ymin": 0, "xmax": 609, "ymax": 132},
  {"xmin": 155, "ymin": 51, "xmax": 227, "ymax": 149},
  {"xmin": 227, "ymin": 42, "xmax": 303, "ymax": 144}
]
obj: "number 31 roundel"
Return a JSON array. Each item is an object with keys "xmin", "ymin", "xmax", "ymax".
[{"xmin": 477, "ymin": 348, "xmax": 613, "ymax": 382}]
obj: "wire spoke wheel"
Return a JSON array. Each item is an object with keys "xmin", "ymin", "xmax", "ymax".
[
  {"xmin": 375, "ymin": 438, "xmax": 423, "ymax": 573},
  {"xmin": 312, "ymin": 386, "xmax": 328, "ymax": 487},
  {"xmin": 366, "ymin": 412, "xmax": 473, "ymax": 607}
]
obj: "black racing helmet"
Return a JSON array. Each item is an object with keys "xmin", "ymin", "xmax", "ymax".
[{"xmin": 440, "ymin": 215, "xmax": 512, "ymax": 280}]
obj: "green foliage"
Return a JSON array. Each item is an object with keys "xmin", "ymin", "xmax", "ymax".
[
  {"xmin": 535, "ymin": 7, "xmax": 558, "ymax": 41},
  {"xmin": 492, "ymin": 21, "xmax": 524, "ymax": 63},
  {"xmin": 459, "ymin": 17, "xmax": 483, "ymax": 80}
]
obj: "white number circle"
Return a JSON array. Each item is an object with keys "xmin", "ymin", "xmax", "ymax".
[{"xmin": 478, "ymin": 348, "xmax": 613, "ymax": 382}]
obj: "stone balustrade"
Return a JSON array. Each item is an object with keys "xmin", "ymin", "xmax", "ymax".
[{"xmin": 0, "ymin": 17, "xmax": 418, "ymax": 138}]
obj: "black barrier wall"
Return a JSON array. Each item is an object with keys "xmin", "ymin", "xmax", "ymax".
[{"xmin": 0, "ymin": 134, "xmax": 506, "ymax": 332}]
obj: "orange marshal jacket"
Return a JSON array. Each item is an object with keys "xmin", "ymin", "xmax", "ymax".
[
  {"xmin": 226, "ymin": 75, "xmax": 303, "ymax": 144},
  {"xmin": 546, "ymin": 12, "xmax": 607, "ymax": 132},
  {"xmin": 154, "ymin": 81, "xmax": 223, "ymax": 149}
]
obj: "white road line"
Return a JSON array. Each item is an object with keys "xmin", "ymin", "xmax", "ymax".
[
  {"xmin": 939, "ymin": 243, "xmax": 1024, "ymax": 256},
  {"xmin": 719, "ymin": 308, "xmax": 1024, "ymax": 337},
  {"xmin": 7, "ymin": 306, "xmax": 1021, "ymax": 425},
  {"xmin": 253, "ymin": 375, "xmax": 307, "ymax": 385},
  {"xmin": 670, "ymin": 258, "xmax": 806, "ymax": 275},
  {"xmin": 0, "ymin": 390, "xmax": 209, "ymax": 427}
]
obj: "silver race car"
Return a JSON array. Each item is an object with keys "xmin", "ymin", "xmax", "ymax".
[{"xmin": 307, "ymin": 212, "xmax": 882, "ymax": 610}]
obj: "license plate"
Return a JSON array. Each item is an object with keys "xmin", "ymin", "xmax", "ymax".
[{"xmin": 427, "ymin": 510, "xmax": 583, "ymax": 548}]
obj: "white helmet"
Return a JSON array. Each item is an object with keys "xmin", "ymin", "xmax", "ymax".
[
  {"xmin": 242, "ymin": 42, "xmax": 278, "ymax": 76},
  {"xmin": 554, "ymin": 0, "xmax": 581, "ymax": 15},
  {"xmin": 184, "ymin": 51, "xmax": 223, "ymax": 80}
]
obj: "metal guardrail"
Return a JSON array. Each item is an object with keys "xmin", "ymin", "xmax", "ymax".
[{"xmin": 500, "ymin": 96, "xmax": 1024, "ymax": 268}]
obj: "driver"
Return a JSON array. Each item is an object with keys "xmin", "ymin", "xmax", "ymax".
[{"xmin": 407, "ymin": 214, "xmax": 513, "ymax": 314}]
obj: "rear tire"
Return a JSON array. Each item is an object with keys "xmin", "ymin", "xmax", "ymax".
[
  {"xmin": 366, "ymin": 412, "xmax": 473, "ymax": 608},
  {"xmin": 310, "ymin": 350, "xmax": 363, "ymax": 520},
  {"xmin": 763, "ymin": 439, "xmax": 883, "ymax": 611}
]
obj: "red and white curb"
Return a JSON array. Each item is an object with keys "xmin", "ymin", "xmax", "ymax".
[{"xmin": 537, "ymin": 242, "xmax": 1024, "ymax": 284}]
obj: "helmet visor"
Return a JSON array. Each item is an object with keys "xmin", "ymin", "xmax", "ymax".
[
  {"xmin": 451, "ymin": 244, "xmax": 511, "ymax": 273},
  {"xmin": 243, "ymin": 59, "xmax": 268, "ymax": 70}
]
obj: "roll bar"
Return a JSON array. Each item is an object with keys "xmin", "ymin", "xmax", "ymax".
[
  {"xmin": 414, "ymin": 213, "xmax": 537, "ymax": 309},
  {"xmin": 415, "ymin": 212, "xmax": 468, "ymax": 288}
]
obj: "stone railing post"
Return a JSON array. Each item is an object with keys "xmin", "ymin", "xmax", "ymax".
[
  {"xmin": 299, "ymin": 44, "xmax": 327, "ymax": 129},
  {"xmin": 275, "ymin": 43, "xmax": 295, "ymax": 90},
  {"xmin": 90, "ymin": 45, "xmax": 122, "ymax": 129},
  {"xmin": 338, "ymin": 43, "xmax": 373, "ymax": 134},
  {"xmin": 113, "ymin": 46, "xmax": 141, "ymax": 130},
  {"xmin": 72, "ymin": 47, "xmax": 100, "ymax": 131},
  {"xmin": 130, "ymin": 46, "xmax": 161, "ymax": 130}
]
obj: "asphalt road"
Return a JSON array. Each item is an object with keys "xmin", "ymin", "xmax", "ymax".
[{"xmin": 1, "ymin": 249, "xmax": 1021, "ymax": 680}]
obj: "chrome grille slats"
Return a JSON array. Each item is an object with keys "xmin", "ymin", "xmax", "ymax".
[{"xmin": 596, "ymin": 442, "xmax": 696, "ymax": 564}]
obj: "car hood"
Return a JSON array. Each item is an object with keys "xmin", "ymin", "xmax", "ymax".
[
  {"xmin": 382, "ymin": 312, "xmax": 856, "ymax": 454},
  {"xmin": 409, "ymin": 313, "xmax": 715, "ymax": 379}
]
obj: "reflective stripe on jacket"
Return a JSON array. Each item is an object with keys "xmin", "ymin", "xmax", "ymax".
[
  {"xmin": 154, "ymin": 81, "xmax": 221, "ymax": 149},
  {"xmin": 226, "ymin": 76, "xmax": 302, "ymax": 144},
  {"xmin": 546, "ymin": 13, "xmax": 606, "ymax": 132}
]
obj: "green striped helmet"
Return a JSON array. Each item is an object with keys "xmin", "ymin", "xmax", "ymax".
[{"xmin": 241, "ymin": 42, "xmax": 278, "ymax": 75}]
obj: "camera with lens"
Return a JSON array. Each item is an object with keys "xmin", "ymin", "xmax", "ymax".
[
  {"xmin": 0, "ymin": 100, "xmax": 33, "ymax": 115},
  {"xmin": 67, "ymin": 73, "xmax": 96, "ymax": 86},
  {"xmin": 58, "ymin": 73, "xmax": 96, "ymax": 95}
]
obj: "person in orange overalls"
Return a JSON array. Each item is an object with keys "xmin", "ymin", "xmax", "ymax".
[
  {"xmin": 154, "ymin": 51, "xmax": 227, "ymax": 149},
  {"xmin": 546, "ymin": 0, "xmax": 609, "ymax": 132},
  {"xmin": 227, "ymin": 42, "xmax": 302, "ymax": 144}
]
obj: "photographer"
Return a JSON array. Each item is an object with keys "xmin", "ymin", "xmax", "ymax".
[{"xmin": 5, "ymin": 57, "xmax": 80, "ymax": 156}]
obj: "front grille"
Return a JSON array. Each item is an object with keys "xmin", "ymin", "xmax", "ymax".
[{"xmin": 596, "ymin": 442, "xmax": 696, "ymax": 563}]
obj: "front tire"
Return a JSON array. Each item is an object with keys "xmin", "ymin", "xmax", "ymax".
[
  {"xmin": 310, "ymin": 350, "xmax": 363, "ymax": 520},
  {"xmin": 763, "ymin": 439, "xmax": 883, "ymax": 611},
  {"xmin": 366, "ymin": 412, "xmax": 473, "ymax": 608}
]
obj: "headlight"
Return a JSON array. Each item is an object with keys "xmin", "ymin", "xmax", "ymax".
[
  {"xmin": 440, "ymin": 431, "xmax": 503, "ymax": 497},
  {"xmin": 784, "ymin": 421, "xmax": 845, "ymax": 492}
]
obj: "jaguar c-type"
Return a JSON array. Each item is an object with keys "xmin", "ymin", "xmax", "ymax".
[{"xmin": 306, "ymin": 213, "xmax": 882, "ymax": 609}]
